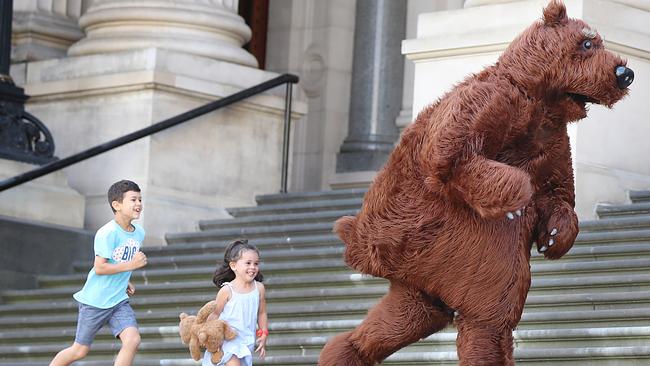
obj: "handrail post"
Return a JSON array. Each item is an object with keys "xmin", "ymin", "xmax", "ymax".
[{"xmin": 280, "ymin": 82, "xmax": 293, "ymax": 193}]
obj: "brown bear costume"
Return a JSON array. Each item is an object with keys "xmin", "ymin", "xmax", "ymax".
[{"xmin": 319, "ymin": 1, "xmax": 634, "ymax": 365}]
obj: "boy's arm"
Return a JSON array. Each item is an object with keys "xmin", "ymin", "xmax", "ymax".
[
  {"xmin": 255, "ymin": 283, "xmax": 268, "ymax": 358},
  {"xmin": 127, "ymin": 282, "xmax": 135, "ymax": 296},
  {"xmin": 94, "ymin": 252, "xmax": 147, "ymax": 275}
]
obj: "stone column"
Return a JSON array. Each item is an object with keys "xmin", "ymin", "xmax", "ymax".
[
  {"xmin": 335, "ymin": 0, "xmax": 407, "ymax": 173},
  {"xmin": 68, "ymin": 0, "xmax": 258, "ymax": 67},
  {"xmin": 12, "ymin": 0, "xmax": 84, "ymax": 61}
]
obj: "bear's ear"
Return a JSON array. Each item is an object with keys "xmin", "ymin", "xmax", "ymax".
[{"xmin": 543, "ymin": 0, "xmax": 568, "ymax": 26}]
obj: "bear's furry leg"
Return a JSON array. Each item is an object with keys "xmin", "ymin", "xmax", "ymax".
[
  {"xmin": 456, "ymin": 316, "xmax": 514, "ymax": 366},
  {"xmin": 319, "ymin": 281, "xmax": 453, "ymax": 365},
  {"xmin": 500, "ymin": 329, "xmax": 515, "ymax": 366}
]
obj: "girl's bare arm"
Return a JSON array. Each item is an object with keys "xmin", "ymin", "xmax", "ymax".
[{"xmin": 207, "ymin": 286, "xmax": 230, "ymax": 321}]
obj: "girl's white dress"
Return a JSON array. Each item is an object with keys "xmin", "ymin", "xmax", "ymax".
[{"xmin": 202, "ymin": 281, "xmax": 260, "ymax": 366}]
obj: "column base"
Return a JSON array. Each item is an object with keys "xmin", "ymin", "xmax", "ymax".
[
  {"xmin": 336, "ymin": 149, "xmax": 393, "ymax": 174},
  {"xmin": 330, "ymin": 171, "xmax": 376, "ymax": 190}
]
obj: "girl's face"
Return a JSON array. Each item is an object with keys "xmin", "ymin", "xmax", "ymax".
[{"xmin": 229, "ymin": 249, "xmax": 260, "ymax": 283}]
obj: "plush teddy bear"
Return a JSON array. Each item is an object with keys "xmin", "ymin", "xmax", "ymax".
[
  {"xmin": 320, "ymin": 1, "xmax": 633, "ymax": 365},
  {"xmin": 179, "ymin": 300, "xmax": 237, "ymax": 363}
]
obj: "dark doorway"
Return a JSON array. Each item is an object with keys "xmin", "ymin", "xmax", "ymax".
[{"xmin": 238, "ymin": 0, "xmax": 269, "ymax": 69}]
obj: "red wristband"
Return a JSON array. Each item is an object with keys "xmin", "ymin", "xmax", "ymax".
[{"xmin": 256, "ymin": 329, "xmax": 269, "ymax": 337}]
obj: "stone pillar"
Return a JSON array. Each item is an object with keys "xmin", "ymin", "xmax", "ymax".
[
  {"xmin": 265, "ymin": 0, "xmax": 357, "ymax": 191},
  {"xmin": 12, "ymin": 0, "xmax": 84, "ymax": 61},
  {"xmin": 335, "ymin": 0, "xmax": 406, "ymax": 173},
  {"xmin": 403, "ymin": 0, "xmax": 650, "ymax": 219},
  {"xmin": 396, "ymin": 0, "xmax": 463, "ymax": 132},
  {"xmin": 67, "ymin": 0, "xmax": 258, "ymax": 67}
]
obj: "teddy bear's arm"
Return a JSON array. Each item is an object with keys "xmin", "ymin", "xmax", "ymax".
[
  {"xmin": 421, "ymin": 84, "xmax": 533, "ymax": 219},
  {"xmin": 533, "ymin": 129, "xmax": 578, "ymax": 259}
]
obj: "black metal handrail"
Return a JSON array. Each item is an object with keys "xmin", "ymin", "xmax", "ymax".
[{"xmin": 0, "ymin": 73, "xmax": 299, "ymax": 193}]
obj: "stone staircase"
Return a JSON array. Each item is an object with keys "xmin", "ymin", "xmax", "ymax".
[{"xmin": 2, "ymin": 188, "xmax": 650, "ymax": 365}]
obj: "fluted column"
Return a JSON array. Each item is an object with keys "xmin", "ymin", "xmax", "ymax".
[
  {"xmin": 68, "ymin": 0, "xmax": 257, "ymax": 67},
  {"xmin": 336, "ymin": 0, "xmax": 406, "ymax": 173},
  {"xmin": 12, "ymin": 0, "xmax": 84, "ymax": 61}
]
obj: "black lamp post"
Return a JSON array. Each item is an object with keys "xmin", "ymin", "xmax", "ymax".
[{"xmin": 0, "ymin": 0, "xmax": 55, "ymax": 165}]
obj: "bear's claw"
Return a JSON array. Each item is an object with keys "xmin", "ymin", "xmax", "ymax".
[{"xmin": 506, "ymin": 207, "xmax": 525, "ymax": 220}]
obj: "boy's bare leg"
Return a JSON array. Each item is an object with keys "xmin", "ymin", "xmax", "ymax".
[
  {"xmin": 114, "ymin": 327, "xmax": 141, "ymax": 366},
  {"xmin": 49, "ymin": 342, "xmax": 90, "ymax": 366}
]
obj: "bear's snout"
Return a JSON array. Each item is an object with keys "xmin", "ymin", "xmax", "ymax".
[{"xmin": 615, "ymin": 66, "xmax": 634, "ymax": 89}]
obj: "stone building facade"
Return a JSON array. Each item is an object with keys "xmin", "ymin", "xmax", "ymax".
[{"xmin": 2, "ymin": 0, "xmax": 648, "ymax": 243}]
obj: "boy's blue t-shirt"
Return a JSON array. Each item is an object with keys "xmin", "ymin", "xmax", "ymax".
[{"xmin": 73, "ymin": 220, "xmax": 145, "ymax": 309}]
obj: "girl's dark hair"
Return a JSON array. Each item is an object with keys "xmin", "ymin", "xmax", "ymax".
[{"xmin": 213, "ymin": 239, "xmax": 263, "ymax": 287}]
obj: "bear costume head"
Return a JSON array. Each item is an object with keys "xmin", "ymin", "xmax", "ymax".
[{"xmin": 499, "ymin": 0, "xmax": 632, "ymax": 122}]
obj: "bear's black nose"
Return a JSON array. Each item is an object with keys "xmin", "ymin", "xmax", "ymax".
[{"xmin": 615, "ymin": 66, "xmax": 634, "ymax": 89}]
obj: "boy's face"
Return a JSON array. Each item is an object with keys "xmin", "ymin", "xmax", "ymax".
[{"xmin": 112, "ymin": 190, "xmax": 142, "ymax": 220}]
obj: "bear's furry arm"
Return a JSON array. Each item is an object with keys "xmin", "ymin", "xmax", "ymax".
[
  {"xmin": 533, "ymin": 128, "xmax": 578, "ymax": 259},
  {"xmin": 420, "ymin": 82, "xmax": 533, "ymax": 219}
]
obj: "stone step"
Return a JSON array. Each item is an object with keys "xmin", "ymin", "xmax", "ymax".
[
  {"xmin": 629, "ymin": 190, "xmax": 650, "ymax": 203},
  {"xmin": 0, "ymin": 285, "xmax": 650, "ymax": 344},
  {"xmin": 2, "ymin": 325, "xmax": 650, "ymax": 361},
  {"xmin": 2, "ymin": 273, "xmax": 381, "ymax": 303},
  {"xmin": 69, "ymin": 240, "xmax": 650, "ymax": 275},
  {"xmin": 72, "ymin": 246, "xmax": 345, "ymax": 273},
  {"xmin": 3, "ymin": 188, "xmax": 650, "ymax": 366},
  {"xmin": 573, "ymin": 228, "xmax": 650, "ymax": 245},
  {"xmin": 596, "ymin": 202, "xmax": 650, "ymax": 219},
  {"xmin": 36, "ymin": 259, "xmax": 350, "ymax": 289},
  {"xmin": 142, "ymin": 234, "xmax": 650, "ymax": 262},
  {"xmin": 198, "ymin": 209, "xmax": 357, "ymax": 231},
  {"xmin": 2, "ymin": 286, "xmax": 650, "ymax": 333},
  {"xmin": 5, "ymin": 255, "xmax": 649, "ymax": 305},
  {"xmin": 166, "ymin": 222, "xmax": 335, "ymax": 244},
  {"xmin": 149, "ymin": 234, "xmax": 341, "ymax": 256},
  {"xmin": 224, "ymin": 197, "xmax": 363, "ymax": 218},
  {"xmin": 2, "ymin": 345, "xmax": 649, "ymax": 365},
  {"xmin": 164, "ymin": 224, "xmax": 650, "ymax": 249},
  {"xmin": 2, "ymin": 286, "xmax": 650, "ymax": 330},
  {"xmin": 253, "ymin": 188, "xmax": 367, "ymax": 206},
  {"xmin": 580, "ymin": 214, "xmax": 650, "ymax": 232}
]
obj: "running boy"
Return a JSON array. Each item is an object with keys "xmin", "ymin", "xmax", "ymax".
[{"xmin": 49, "ymin": 180, "xmax": 148, "ymax": 366}]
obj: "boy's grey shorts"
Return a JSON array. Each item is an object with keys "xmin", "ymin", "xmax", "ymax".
[{"xmin": 74, "ymin": 299, "xmax": 138, "ymax": 346}]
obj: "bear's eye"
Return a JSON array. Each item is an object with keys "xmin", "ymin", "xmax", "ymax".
[{"xmin": 581, "ymin": 39, "xmax": 593, "ymax": 50}]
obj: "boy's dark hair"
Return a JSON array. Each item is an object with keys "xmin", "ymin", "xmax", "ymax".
[
  {"xmin": 213, "ymin": 239, "xmax": 264, "ymax": 287},
  {"xmin": 108, "ymin": 180, "xmax": 141, "ymax": 213}
]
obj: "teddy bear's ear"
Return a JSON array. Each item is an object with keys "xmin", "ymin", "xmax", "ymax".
[{"xmin": 543, "ymin": 0, "xmax": 568, "ymax": 27}]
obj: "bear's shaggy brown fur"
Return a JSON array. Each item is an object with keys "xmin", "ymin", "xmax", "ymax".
[{"xmin": 319, "ymin": 1, "xmax": 633, "ymax": 365}]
